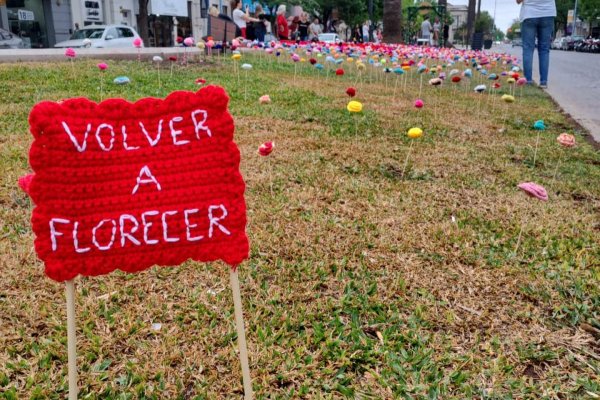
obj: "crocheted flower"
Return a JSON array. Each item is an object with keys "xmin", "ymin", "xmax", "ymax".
[
  {"xmin": 501, "ymin": 94, "xmax": 515, "ymax": 103},
  {"xmin": 533, "ymin": 120, "xmax": 546, "ymax": 130},
  {"xmin": 451, "ymin": 76, "xmax": 461, "ymax": 83},
  {"xmin": 347, "ymin": 101, "xmax": 362, "ymax": 113},
  {"xmin": 258, "ymin": 141, "xmax": 275, "ymax": 156},
  {"xmin": 407, "ymin": 127, "xmax": 423, "ymax": 139},
  {"xmin": 518, "ymin": 182, "xmax": 548, "ymax": 201},
  {"xmin": 557, "ymin": 133, "xmax": 575, "ymax": 147},
  {"xmin": 183, "ymin": 37, "xmax": 194, "ymax": 46},
  {"xmin": 345, "ymin": 87, "xmax": 356, "ymax": 97},
  {"xmin": 414, "ymin": 99, "xmax": 424, "ymax": 108},
  {"xmin": 195, "ymin": 78, "xmax": 206, "ymax": 85},
  {"xmin": 133, "ymin": 38, "xmax": 143, "ymax": 48},
  {"xmin": 259, "ymin": 95, "xmax": 271, "ymax": 104},
  {"xmin": 335, "ymin": 68, "xmax": 344, "ymax": 76},
  {"xmin": 97, "ymin": 63, "xmax": 108, "ymax": 71},
  {"xmin": 64, "ymin": 48, "xmax": 76, "ymax": 58}
]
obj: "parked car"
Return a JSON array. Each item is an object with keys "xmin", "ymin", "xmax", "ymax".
[
  {"xmin": 512, "ymin": 38, "xmax": 522, "ymax": 47},
  {"xmin": 0, "ymin": 28, "xmax": 24, "ymax": 49},
  {"xmin": 318, "ymin": 33, "xmax": 341, "ymax": 44},
  {"xmin": 54, "ymin": 25, "xmax": 143, "ymax": 48}
]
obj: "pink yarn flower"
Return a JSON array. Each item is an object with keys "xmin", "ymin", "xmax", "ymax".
[
  {"xmin": 97, "ymin": 62, "xmax": 108, "ymax": 71},
  {"xmin": 557, "ymin": 133, "xmax": 575, "ymax": 148},
  {"xmin": 133, "ymin": 38, "xmax": 143, "ymax": 48},
  {"xmin": 291, "ymin": 53, "xmax": 300, "ymax": 62},
  {"xmin": 64, "ymin": 48, "xmax": 76, "ymax": 58},
  {"xmin": 414, "ymin": 99, "xmax": 424, "ymax": 108},
  {"xmin": 518, "ymin": 182, "xmax": 548, "ymax": 201},
  {"xmin": 183, "ymin": 37, "xmax": 194, "ymax": 46},
  {"xmin": 516, "ymin": 77, "xmax": 527, "ymax": 86},
  {"xmin": 258, "ymin": 141, "xmax": 275, "ymax": 156},
  {"xmin": 259, "ymin": 95, "xmax": 271, "ymax": 104}
]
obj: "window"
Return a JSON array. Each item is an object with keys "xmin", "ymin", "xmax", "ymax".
[
  {"xmin": 105, "ymin": 28, "xmax": 117, "ymax": 39},
  {"xmin": 117, "ymin": 28, "xmax": 134, "ymax": 38},
  {"xmin": 221, "ymin": 5, "xmax": 227, "ymax": 15}
]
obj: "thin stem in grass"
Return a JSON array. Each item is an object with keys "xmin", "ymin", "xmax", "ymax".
[
  {"xmin": 401, "ymin": 140, "xmax": 414, "ymax": 180},
  {"xmin": 514, "ymin": 213, "xmax": 528, "ymax": 255},
  {"xmin": 532, "ymin": 130, "xmax": 541, "ymax": 167}
]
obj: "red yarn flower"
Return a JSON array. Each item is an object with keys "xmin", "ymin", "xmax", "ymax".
[
  {"xmin": 195, "ymin": 78, "xmax": 206, "ymax": 85},
  {"xmin": 346, "ymin": 87, "xmax": 356, "ymax": 97},
  {"xmin": 451, "ymin": 76, "xmax": 461, "ymax": 83},
  {"xmin": 511, "ymin": 72, "xmax": 520, "ymax": 79},
  {"xmin": 169, "ymin": 56, "xmax": 177, "ymax": 62},
  {"xmin": 309, "ymin": 58, "xmax": 317, "ymax": 65},
  {"xmin": 335, "ymin": 68, "xmax": 344, "ymax": 76},
  {"xmin": 258, "ymin": 141, "xmax": 275, "ymax": 156}
]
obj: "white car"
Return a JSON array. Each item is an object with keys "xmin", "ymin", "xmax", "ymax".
[
  {"xmin": 0, "ymin": 28, "xmax": 24, "ymax": 49},
  {"xmin": 54, "ymin": 25, "xmax": 143, "ymax": 48},
  {"xmin": 318, "ymin": 33, "xmax": 341, "ymax": 44}
]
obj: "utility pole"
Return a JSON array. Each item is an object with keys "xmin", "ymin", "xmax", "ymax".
[
  {"xmin": 573, "ymin": 0, "xmax": 578, "ymax": 36},
  {"xmin": 467, "ymin": 0, "xmax": 476, "ymax": 48},
  {"xmin": 368, "ymin": 0, "xmax": 374, "ymax": 42}
]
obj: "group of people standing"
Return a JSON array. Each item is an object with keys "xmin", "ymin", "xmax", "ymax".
[
  {"xmin": 226, "ymin": 2, "xmax": 324, "ymax": 42},
  {"xmin": 419, "ymin": 15, "xmax": 449, "ymax": 46}
]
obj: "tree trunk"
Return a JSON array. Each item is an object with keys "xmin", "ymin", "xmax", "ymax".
[
  {"xmin": 466, "ymin": 0, "xmax": 476, "ymax": 48},
  {"xmin": 137, "ymin": 0, "xmax": 150, "ymax": 46},
  {"xmin": 383, "ymin": 0, "xmax": 403, "ymax": 43}
]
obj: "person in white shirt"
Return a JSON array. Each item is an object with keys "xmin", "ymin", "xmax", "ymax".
[
  {"xmin": 230, "ymin": 0, "xmax": 259, "ymax": 39},
  {"xmin": 517, "ymin": 0, "xmax": 556, "ymax": 88},
  {"xmin": 362, "ymin": 21, "xmax": 370, "ymax": 42},
  {"xmin": 308, "ymin": 17, "xmax": 323, "ymax": 41},
  {"xmin": 433, "ymin": 17, "xmax": 441, "ymax": 46},
  {"xmin": 421, "ymin": 15, "xmax": 432, "ymax": 45}
]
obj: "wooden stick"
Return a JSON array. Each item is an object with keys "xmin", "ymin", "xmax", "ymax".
[
  {"xmin": 401, "ymin": 140, "xmax": 414, "ymax": 180},
  {"xmin": 229, "ymin": 268, "xmax": 253, "ymax": 400},
  {"xmin": 66, "ymin": 279, "xmax": 78, "ymax": 400},
  {"xmin": 532, "ymin": 131, "xmax": 541, "ymax": 167}
]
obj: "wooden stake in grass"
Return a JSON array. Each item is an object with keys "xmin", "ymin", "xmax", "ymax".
[
  {"xmin": 347, "ymin": 101, "xmax": 363, "ymax": 139},
  {"xmin": 402, "ymin": 127, "xmax": 423, "ymax": 179},
  {"xmin": 97, "ymin": 62, "xmax": 108, "ymax": 101},
  {"xmin": 65, "ymin": 279, "xmax": 78, "ymax": 400},
  {"xmin": 153, "ymin": 56, "xmax": 163, "ymax": 90},
  {"xmin": 229, "ymin": 268, "xmax": 254, "ymax": 400},
  {"xmin": 515, "ymin": 182, "xmax": 548, "ymax": 254},
  {"xmin": 241, "ymin": 63, "xmax": 252, "ymax": 101},
  {"xmin": 531, "ymin": 120, "xmax": 546, "ymax": 167},
  {"xmin": 553, "ymin": 133, "xmax": 576, "ymax": 180}
]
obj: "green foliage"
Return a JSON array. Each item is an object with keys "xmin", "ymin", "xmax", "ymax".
[
  {"xmin": 580, "ymin": 0, "xmax": 600, "ymax": 24},
  {"xmin": 506, "ymin": 19, "xmax": 520, "ymax": 40},
  {"xmin": 474, "ymin": 10, "xmax": 497, "ymax": 34}
]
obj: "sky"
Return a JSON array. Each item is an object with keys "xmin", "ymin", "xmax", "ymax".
[{"xmin": 450, "ymin": 0, "xmax": 521, "ymax": 32}]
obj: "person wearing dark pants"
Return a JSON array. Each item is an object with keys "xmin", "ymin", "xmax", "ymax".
[{"xmin": 517, "ymin": 0, "xmax": 556, "ymax": 88}]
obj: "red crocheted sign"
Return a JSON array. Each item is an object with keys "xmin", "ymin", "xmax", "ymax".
[{"xmin": 24, "ymin": 86, "xmax": 248, "ymax": 282}]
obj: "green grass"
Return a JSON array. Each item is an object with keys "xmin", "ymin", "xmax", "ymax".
[{"xmin": 0, "ymin": 52, "xmax": 599, "ymax": 399}]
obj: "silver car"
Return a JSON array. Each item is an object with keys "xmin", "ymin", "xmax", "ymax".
[
  {"xmin": 54, "ymin": 25, "xmax": 143, "ymax": 48},
  {"xmin": 0, "ymin": 28, "xmax": 24, "ymax": 49}
]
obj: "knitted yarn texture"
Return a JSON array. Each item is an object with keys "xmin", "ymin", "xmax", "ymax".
[{"xmin": 24, "ymin": 86, "xmax": 249, "ymax": 282}]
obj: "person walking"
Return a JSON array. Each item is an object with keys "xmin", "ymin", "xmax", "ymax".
[
  {"xmin": 362, "ymin": 21, "xmax": 370, "ymax": 43},
  {"xmin": 308, "ymin": 17, "xmax": 322, "ymax": 41},
  {"xmin": 298, "ymin": 13, "xmax": 310, "ymax": 41},
  {"xmin": 276, "ymin": 5, "xmax": 289, "ymax": 40},
  {"xmin": 230, "ymin": 0, "xmax": 259, "ymax": 39},
  {"xmin": 517, "ymin": 0, "xmax": 556, "ymax": 88},
  {"xmin": 433, "ymin": 17, "xmax": 441, "ymax": 46},
  {"xmin": 421, "ymin": 15, "xmax": 432, "ymax": 46}
]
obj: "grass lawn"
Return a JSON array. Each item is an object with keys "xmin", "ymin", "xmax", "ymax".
[{"xmin": 0, "ymin": 51, "xmax": 599, "ymax": 399}]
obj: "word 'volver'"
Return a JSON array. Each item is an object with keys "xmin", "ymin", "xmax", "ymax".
[{"xmin": 61, "ymin": 109, "xmax": 211, "ymax": 152}]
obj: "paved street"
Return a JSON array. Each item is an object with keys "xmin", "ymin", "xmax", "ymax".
[{"xmin": 501, "ymin": 44, "xmax": 600, "ymax": 143}]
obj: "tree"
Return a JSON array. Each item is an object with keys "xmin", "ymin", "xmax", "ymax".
[
  {"xmin": 137, "ymin": 0, "xmax": 150, "ymax": 46},
  {"xmin": 474, "ymin": 10, "xmax": 496, "ymax": 34},
  {"xmin": 383, "ymin": 0, "xmax": 403, "ymax": 43},
  {"xmin": 506, "ymin": 19, "xmax": 520, "ymax": 40},
  {"xmin": 580, "ymin": 0, "xmax": 600, "ymax": 30}
]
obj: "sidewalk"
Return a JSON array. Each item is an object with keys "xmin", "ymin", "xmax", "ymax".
[{"xmin": 0, "ymin": 47, "xmax": 201, "ymax": 63}]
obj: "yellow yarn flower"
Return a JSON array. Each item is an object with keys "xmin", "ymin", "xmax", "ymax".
[
  {"xmin": 347, "ymin": 101, "xmax": 363, "ymax": 113},
  {"xmin": 501, "ymin": 94, "xmax": 515, "ymax": 103},
  {"xmin": 231, "ymin": 53, "xmax": 242, "ymax": 60},
  {"xmin": 507, "ymin": 77, "xmax": 516, "ymax": 84},
  {"xmin": 407, "ymin": 127, "xmax": 423, "ymax": 139},
  {"xmin": 356, "ymin": 63, "xmax": 366, "ymax": 71}
]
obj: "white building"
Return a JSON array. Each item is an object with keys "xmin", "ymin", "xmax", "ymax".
[{"xmin": 447, "ymin": 3, "xmax": 467, "ymax": 44}]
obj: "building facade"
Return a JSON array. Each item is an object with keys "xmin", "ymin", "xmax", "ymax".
[{"xmin": 447, "ymin": 3, "xmax": 467, "ymax": 45}]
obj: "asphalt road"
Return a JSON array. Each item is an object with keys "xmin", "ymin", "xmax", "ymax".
[{"xmin": 501, "ymin": 44, "xmax": 600, "ymax": 143}]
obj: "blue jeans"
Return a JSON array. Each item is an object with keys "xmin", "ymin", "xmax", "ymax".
[{"xmin": 521, "ymin": 16, "xmax": 554, "ymax": 85}]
